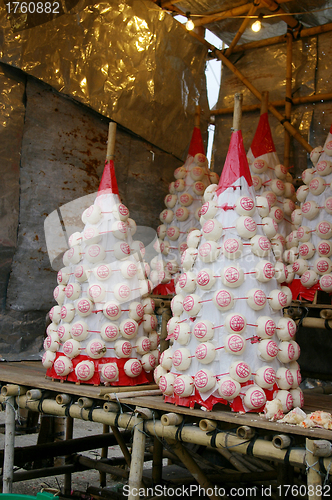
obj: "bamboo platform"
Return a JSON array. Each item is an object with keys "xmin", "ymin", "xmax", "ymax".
[
  {"xmin": 0, "ymin": 361, "xmax": 331, "ymax": 440},
  {"xmin": 2, "ymin": 361, "xmax": 332, "ymax": 498}
]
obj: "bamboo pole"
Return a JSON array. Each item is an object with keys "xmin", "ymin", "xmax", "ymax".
[
  {"xmin": 233, "ymin": 93, "xmax": 243, "ymax": 131},
  {"xmin": 128, "ymin": 415, "xmax": 146, "ymax": 500},
  {"xmin": 193, "ymin": 3, "xmax": 253, "ymax": 28},
  {"xmin": 78, "ymin": 455, "xmax": 129, "ymax": 479},
  {"xmin": 165, "ymin": 439, "xmax": 226, "ymax": 500},
  {"xmin": 194, "ymin": 105, "xmax": 201, "ymax": 128},
  {"xmin": 225, "ymin": 3, "xmax": 259, "ymax": 58},
  {"xmin": 214, "ymin": 48, "xmax": 313, "ymax": 153},
  {"xmin": 160, "ymin": 307, "xmax": 171, "ymax": 353},
  {"xmin": 64, "ymin": 415, "xmax": 74, "ymax": 496},
  {"xmin": 152, "ymin": 436, "xmax": 163, "ymax": 484},
  {"xmin": 106, "ymin": 122, "xmax": 117, "ymax": 160},
  {"xmin": 273, "ymin": 434, "xmax": 292, "ymax": 450},
  {"xmin": 1, "ymin": 385, "xmax": 27, "ymax": 397},
  {"xmin": 306, "ymin": 439, "xmax": 322, "ymax": 500},
  {"xmin": 26, "ymin": 389, "xmax": 43, "ymax": 401},
  {"xmin": 284, "ymin": 33, "xmax": 293, "ymax": 169},
  {"xmin": 3, "ymin": 396, "xmax": 15, "ymax": 493},
  {"xmin": 260, "ymin": 91, "xmax": 269, "ymax": 115},
  {"xmin": 100, "ymin": 423, "xmax": 109, "ymax": 487},
  {"xmin": 162, "ymin": 413, "xmax": 184, "ymax": 426},
  {"xmin": 312, "ymin": 440, "xmax": 332, "ymax": 457},
  {"xmin": 110, "ymin": 424, "xmax": 131, "ymax": 467},
  {"xmin": 236, "ymin": 426, "xmax": 255, "ymax": 439},
  {"xmin": 14, "ymin": 395, "xmax": 311, "ymax": 469},
  {"xmin": 77, "ymin": 397, "xmax": 93, "ymax": 408},
  {"xmin": 297, "ymin": 317, "xmax": 332, "ymax": 329},
  {"xmin": 199, "ymin": 419, "xmax": 218, "ymax": 432},
  {"xmin": 56, "ymin": 393, "xmax": 72, "ymax": 405},
  {"xmin": 260, "ymin": 0, "xmax": 302, "ymax": 31},
  {"xmin": 231, "ymin": 22, "xmax": 332, "ymax": 54},
  {"xmin": 211, "ymin": 92, "xmax": 332, "ymax": 116},
  {"xmin": 105, "ymin": 389, "xmax": 162, "ymax": 400},
  {"xmin": 216, "ymin": 447, "xmax": 250, "ymax": 473}
]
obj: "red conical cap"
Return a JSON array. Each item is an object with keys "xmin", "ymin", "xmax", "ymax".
[
  {"xmin": 216, "ymin": 130, "xmax": 253, "ymax": 195},
  {"xmin": 98, "ymin": 159, "xmax": 119, "ymax": 196},
  {"xmin": 250, "ymin": 112, "xmax": 276, "ymax": 158},
  {"xmin": 188, "ymin": 126, "xmax": 205, "ymax": 157}
]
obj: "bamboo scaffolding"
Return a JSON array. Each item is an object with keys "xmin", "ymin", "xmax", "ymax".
[
  {"xmin": 211, "ymin": 92, "xmax": 332, "ymax": 116},
  {"xmin": 224, "ymin": 3, "xmax": 259, "ymax": 58},
  {"xmin": 165, "ymin": 439, "xmax": 226, "ymax": 500},
  {"xmin": 284, "ymin": 33, "xmax": 293, "ymax": 168},
  {"xmin": 183, "ymin": 27, "xmax": 313, "ymax": 154},
  {"xmin": 231, "ymin": 21, "xmax": 332, "ymax": 53},
  {"xmin": 192, "ymin": 0, "xmax": 293, "ymax": 28},
  {"xmin": 14, "ymin": 395, "xmax": 310, "ymax": 469},
  {"xmin": 260, "ymin": 0, "xmax": 302, "ymax": 32}
]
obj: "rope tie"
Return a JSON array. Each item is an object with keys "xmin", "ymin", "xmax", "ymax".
[
  {"xmin": 207, "ymin": 426, "xmax": 222, "ymax": 448},
  {"xmin": 175, "ymin": 416, "xmax": 186, "ymax": 442},
  {"xmin": 37, "ymin": 391, "xmax": 49, "ymax": 414},
  {"xmin": 63, "ymin": 396, "xmax": 76, "ymax": 417}
]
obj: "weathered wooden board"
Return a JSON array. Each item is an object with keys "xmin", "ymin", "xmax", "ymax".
[{"xmin": 0, "ymin": 362, "xmax": 157, "ymax": 400}]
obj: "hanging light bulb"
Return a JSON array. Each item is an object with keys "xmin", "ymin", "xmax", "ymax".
[
  {"xmin": 185, "ymin": 12, "xmax": 195, "ymax": 31},
  {"xmin": 251, "ymin": 14, "xmax": 263, "ymax": 33}
]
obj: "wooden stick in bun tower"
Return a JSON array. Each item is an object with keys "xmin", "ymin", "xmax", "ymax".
[
  {"xmin": 106, "ymin": 122, "xmax": 117, "ymax": 160},
  {"xmin": 233, "ymin": 93, "xmax": 243, "ymax": 132},
  {"xmin": 260, "ymin": 90, "xmax": 269, "ymax": 116}
]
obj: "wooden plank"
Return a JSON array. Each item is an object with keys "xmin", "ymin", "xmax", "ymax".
[{"xmin": 0, "ymin": 362, "xmax": 156, "ymax": 400}]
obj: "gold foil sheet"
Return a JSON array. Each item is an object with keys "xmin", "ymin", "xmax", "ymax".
[{"xmin": 0, "ymin": 0, "xmax": 208, "ymax": 159}]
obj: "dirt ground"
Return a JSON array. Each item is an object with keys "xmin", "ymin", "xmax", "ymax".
[{"xmin": 0, "ymin": 410, "xmax": 128, "ymax": 497}]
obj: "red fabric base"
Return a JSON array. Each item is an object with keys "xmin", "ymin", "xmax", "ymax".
[
  {"xmin": 153, "ymin": 280, "xmax": 175, "ymax": 296},
  {"xmin": 46, "ymin": 353, "xmax": 153, "ymax": 386},
  {"xmin": 164, "ymin": 382, "xmax": 278, "ymax": 413},
  {"xmin": 288, "ymin": 279, "xmax": 321, "ymax": 301}
]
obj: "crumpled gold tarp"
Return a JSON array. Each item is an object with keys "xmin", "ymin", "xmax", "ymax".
[{"xmin": 0, "ymin": 0, "xmax": 208, "ymax": 159}]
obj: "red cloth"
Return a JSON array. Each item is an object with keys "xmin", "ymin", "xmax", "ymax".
[
  {"xmin": 288, "ymin": 279, "xmax": 320, "ymax": 302},
  {"xmin": 164, "ymin": 382, "xmax": 278, "ymax": 413},
  {"xmin": 153, "ymin": 280, "xmax": 175, "ymax": 296},
  {"xmin": 98, "ymin": 159, "xmax": 119, "ymax": 196},
  {"xmin": 216, "ymin": 130, "xmax": 253, "ymax": 195},
  {"xmin": 250, "ymin": 112, "xmax": 276, "ymax": 158},
  {"xmin": 188, "ymin": 127, "xmax": 205, "ymax": 157},
  {"xmin": 46, "ymin": 353, "xmax": 153, "ymax": 386}
]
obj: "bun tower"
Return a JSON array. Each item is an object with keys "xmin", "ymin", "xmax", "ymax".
[
  {"xmin": 155, "ymin": 95, "xmax": 302, "ymax": 413},
  {"xmin": 247, "ymin": 91, "xmax": 295, "ymax": 242},
  {"xmin": 153, "ymin": 107, "xmax": 218, "ymax": 294},
  {"xmin": 44, "ymin": 123, "xmax": 157, "ymax": 386}
]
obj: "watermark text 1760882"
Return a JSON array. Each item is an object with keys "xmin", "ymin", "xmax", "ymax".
[{"xmin": 5, "ymin": 2, "xmax": 60, "ymax": 13}]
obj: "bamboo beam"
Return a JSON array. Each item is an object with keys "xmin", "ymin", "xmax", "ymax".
[
  {"xmin": 224, "ymin": 3, "xmax": 259, "ymax": 58},
  {"xmin": 306, "ymin": 439, "xmax": 322, "ymax": 500},
  {"xmin": 211, "ymin": 92, "xmax": 332, "ymax": 116},
  {"xmin": 193, "ymin": 3, "xmax": 253, "ymax": 28},
  {"xmin": 260, "ymin": 0, "xmax": 302, "ymax": 32},
  {"xmin": 192, "ymin": 0, "xmax": 293, "ymax": 28},
  {"xmin": 100, "ymin": 423, "xmax": 109, "ymax": 487},
  {"xmin": 231, "ymin": 21, "xmax": 332, "ymax": 53},
  {"xmin": 215, "ymin": 47, "xmax": 312, "ymax": 153},
  {"xmin": 128, "ymin": 415, "xmax": 146, "ymax": 500},
  {"xmin": 165, "ymin": 439, "xmax": 226, "ymax": 500},
  {"xmin": 284, "ymin": 33, "xmax": 293, "ymax": 168},
  {"xmin": 181, "ymin": 26, "xmax": 312, "ymax": 153},
  {"xmin": 2, "ymin": 397, "xmax": 15, "ymax": 493},
  {"xmin": 297, "ymin": 317, "xmax": 332, "ymax": 329}
]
